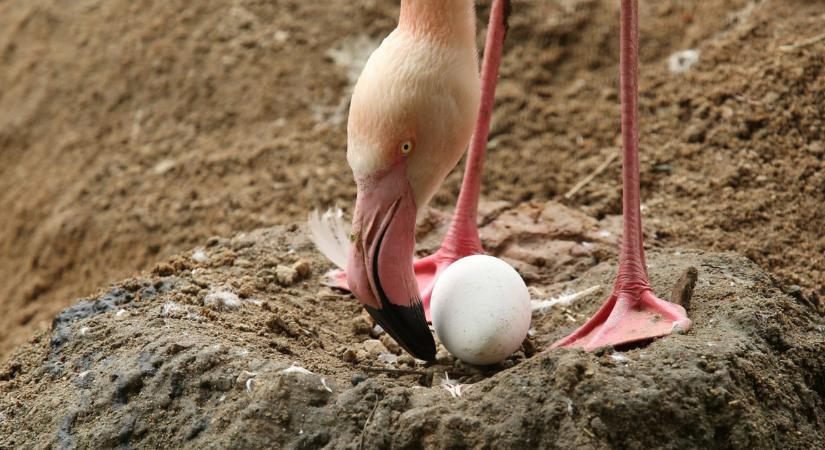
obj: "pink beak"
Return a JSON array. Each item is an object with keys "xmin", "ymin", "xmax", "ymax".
[{"xmin": 347, "ymin": 162, "xmax": 436, "ymax": 361}]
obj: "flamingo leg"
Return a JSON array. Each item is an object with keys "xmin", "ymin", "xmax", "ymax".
[{"xmin": 552, "ymin": 0, "xmax": 691, "ymax": 351}]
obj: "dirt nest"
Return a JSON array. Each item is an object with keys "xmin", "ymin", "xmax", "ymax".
[
  {"xmin": 1, "ymin": 202, "xmax": 823, "ymax": 449},
  {"xmin": 1, "ymin": 0, "xmax": 822, "ymax": 360}
]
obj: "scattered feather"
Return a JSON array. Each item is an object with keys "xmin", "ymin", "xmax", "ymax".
[
  {"xmin": 238, "ymin": 371, "xmax": 258, "ymax": 392},
  {"xmin": 441, "ymin": 373, "xmax": 468, "ymax": 399},
  {"xmin": 321, "ymin": 378, "xmax": 333, "ymax": 393},
  {"xmin": 281, "ymin": 365, "xmax": 312, "ymax": 375},
  {"xmin": 610, "ymin": 352, "xmax": 631, "ymax": 363},
  {"xmin": 307, "ymin": 208, "xmax": 350, "ymax": 270},
  {"xmin": 531, "ymin": 286, "xmax": 600, "ymax": 313},
  {"xmin": 668, "ymin": 49, "xmax": 700, "ymax": 74}
]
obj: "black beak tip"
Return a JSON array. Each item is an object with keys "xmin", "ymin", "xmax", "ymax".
[
  {"xmin": 364, "ymin": 303, "xmax": 436, "ymax": 362},
  {"xmin": 365, "ymin": 209, "xmax": 435, "ymax": 361}
]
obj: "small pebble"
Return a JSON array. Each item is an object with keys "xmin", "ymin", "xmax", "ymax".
[
  {"xmin": 436, "ymin": 347, "xmax": 455, "ymax": 365},
  {"xmin": 807, "ymin": 141, "xmax": 823, "ymax": 156},
  {"xmin": 275, "ymin": 265, "xmax": 298, "ymax": 286},
  {"xmin": 522, "ymin": 338, "xmax": 537, "ymax": 357},
  {"xmin": 397, "ymin": 354, "xmax": 415, "ymax": 367},
  {"xmin": 203, "ymin": 291, "xmax": 242, "ymax": 310},
  {"xmin": 342, "ymin": 348, "xmax": 357, "ymax": 363},
  {"xmin": 235, "ymin": 371, "xmax": 257, "ymax": 390},
  {"xmin": 292, "ymin": 259, "xmax": 311, "ymax": 279},
  {"xmin": 192, "ymin": 249, "xmax": 208, "ymax": 263},
  {"xmin": 351, "ymin": 373, "xmax": 368, "ymax": 386},
  {"xmin": 362, "ymin": 339, "xmax": 388, "ymax": 356},
  {"xmin": 379, "ymin": 334, "xmax": 401, "ymax": 354},
  {"xmin": 152, "ymin": 263, "xmax": 175, "ymax": 277},
  {"xmin": 350, "ymin": 315, "xmax": 372, "ymax": 336},
  {"xmin": 378, "ymin": 353, "xmax": 398, "ymax": 364},
  {"xmin": 593, "ymin": 345, "xmax": 614, "ymax": 357}
]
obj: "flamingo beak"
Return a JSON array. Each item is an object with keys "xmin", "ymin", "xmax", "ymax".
[{"xmin": 347, "ymin": 162, "xmax": 436, "ymax": 361}]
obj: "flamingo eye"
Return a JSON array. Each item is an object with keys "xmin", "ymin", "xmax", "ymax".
[{"xmin": 400, "ymin": 141, "xmax": 413, "ymax": 155}]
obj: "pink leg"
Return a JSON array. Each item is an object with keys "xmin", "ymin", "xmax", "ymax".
[
  {"xmin": 552, "ymin": 0, "xmax": 691, "ymax": 351},
  {"xmin": 327, "ymin": 0, "xmax": 508, "ymax": 320}
]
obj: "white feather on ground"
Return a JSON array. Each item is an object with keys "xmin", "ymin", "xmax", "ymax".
[
  {"xmin": 307, "ymin": 208, "xmax": 351, "ymax": 270},
  {"xmin": 531, "ymin": 285, "xmax": 601, "ymax": 314}
]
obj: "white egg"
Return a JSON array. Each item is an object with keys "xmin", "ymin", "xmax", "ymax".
[{"xmin": 430, "ymin": 255, "xmax": 531, "ymax": 365}]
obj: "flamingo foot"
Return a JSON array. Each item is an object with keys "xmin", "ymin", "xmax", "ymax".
[{"xmin": 551, "ymin": 288, "xmax": 691, "ymax": 351}]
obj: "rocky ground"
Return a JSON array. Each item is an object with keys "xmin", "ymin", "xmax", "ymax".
[
  {"xmin": 0, "ymin": 0, "xmax": 824, "ymax": 447},
  {"xmin": 1, "ymin": 201, "xmax": 823, "ymax": 448}
]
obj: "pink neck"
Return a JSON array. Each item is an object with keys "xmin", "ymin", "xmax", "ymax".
[
  {"xmin": 441, "ymin": 0, "xmax": 508, "ymax": 257},
  {"xmin": 398, "ymin": 0, "xmax": 475, "ymax": 44},
  {"xmin": 616, "ymin": 0, "xmax": 649, "ymax": 289}
]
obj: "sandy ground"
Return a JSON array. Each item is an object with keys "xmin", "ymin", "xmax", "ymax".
[
  {"xmin": 0, "ymin": 0, "xmax": 824, "ymax": 447},
  {"xmin": 1, "ymin": 0, "xmax": 821, "ymax": 359}
]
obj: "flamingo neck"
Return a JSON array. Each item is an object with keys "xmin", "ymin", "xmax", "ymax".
[{"xmin": 399, "ymin": 0, "xmax": 475, "ymax": 44}]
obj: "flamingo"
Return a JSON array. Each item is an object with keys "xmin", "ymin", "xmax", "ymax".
[
  {"xmin": 311, "ymin": 0, "xmax": 507, "ymax": 361},
  {"xmin": 311, "ymin": 0, "xmax": 691, "ymax": 360}
]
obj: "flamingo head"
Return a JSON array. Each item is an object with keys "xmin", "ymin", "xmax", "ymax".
[{"xmin": 344, "ymin": 7, "xmax": 479, "ymax": 360}]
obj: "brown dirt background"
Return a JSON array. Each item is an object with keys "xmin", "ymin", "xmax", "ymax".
[{"xmin": 0, "ymin": 0, "xmax": 822, "ymax": 371}]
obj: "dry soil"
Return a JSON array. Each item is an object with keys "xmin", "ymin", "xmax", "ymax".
[
  {"xmin": 1, "ymin": 0, "xmax": 822, "ymax": 358},
  {"xmin": 0, "ymin": 0, "xmax": 824, "ymax": 448}
]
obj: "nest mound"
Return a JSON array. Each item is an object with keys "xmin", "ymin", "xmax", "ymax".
[{"xmin": 1, "ymin": 202, "xmax": 823, "ymax": 448}]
